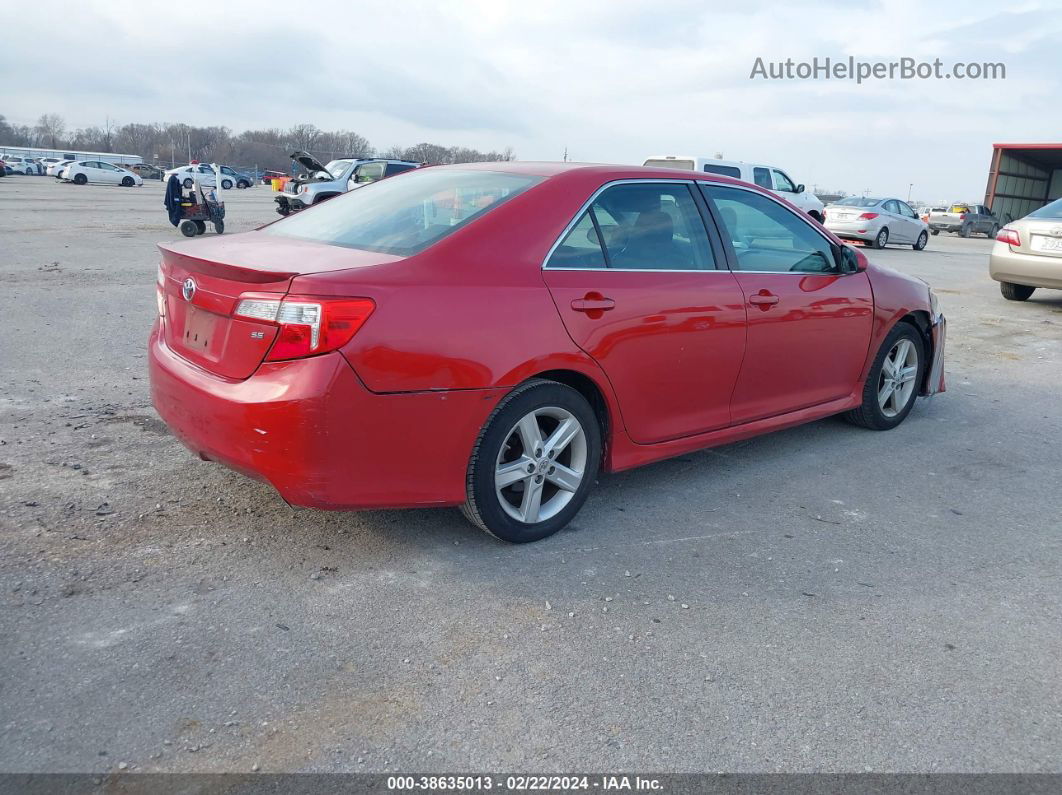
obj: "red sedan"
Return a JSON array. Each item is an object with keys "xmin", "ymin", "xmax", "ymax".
[{"xmin": 150, "ymin": 163, "xmax": 946, "ymax": 543}]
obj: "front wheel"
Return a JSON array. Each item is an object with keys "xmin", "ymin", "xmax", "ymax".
[
  {"xmin": 236, "ymin": 180, "xmax": 249, "ymax": 189},
  {"xmin": 960, "ymin": 224, "xmax": 971, "ymax": 238},
  {"xmin": 183, "ymin": 178, "xmax": 194, "ymax": 189},
  {"xmin": 73, "ymin": 173, "xmax": 87, "ymax": 185},
  {"xmin": 871, "ymin": 227, "xmax": 889, "ymax": 249},
  {"xmin": 121, "ymin": 176, "xmax": 134, "ymax": 187},
  {"xmin": 913, "ymin": 230, "xmax": 928, "ymax": 250},
  {"xmin": 462, "ymin": 379, "xmax": 601, "ymax": 543},
  {"xmin": 987, "ymin": 225, "xmax": 998, "ymax": 239},
  {"xmin": 179, "ymin": 219, "xmax": 198, "ymax": 237},
  {"xmin": 221, "ymin": 179, "xmax": 233, "ymax": 190},
  {"xmin": 1000, "ymin": 282, "xmax": 1035, "ymax": 301},
  {"xmin": 844, "ymin": 323, "xmax": 924, "ymax": 430},
  {"xmin": 931, "ymin": 229, "xmax": 940, "ymax": 236}
]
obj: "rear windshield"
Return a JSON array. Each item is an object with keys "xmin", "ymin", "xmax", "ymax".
[
  {"xmin": 264, "ymin": 168, "xmax": 541, "ymax": 256},
  {"xmin": 1028, "ymin": 198, "xmax": 1062, "ymax": 220},
  {"xmin": 835, "ymin": 196, "xmax": 881, "ymax": 207},
  {"xmin": 643, "ymin": 158, "xmax": 694, "ymax": 171}
]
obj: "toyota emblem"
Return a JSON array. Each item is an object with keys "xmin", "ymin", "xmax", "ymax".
[{"xmin": 182, "ymin": 277, "xmax": 197, "ymax": 302}]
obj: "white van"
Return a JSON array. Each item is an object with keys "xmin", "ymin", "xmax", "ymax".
[{"xmin": 642, "ymin": 155, "xmax": 825, "ymax": 222}]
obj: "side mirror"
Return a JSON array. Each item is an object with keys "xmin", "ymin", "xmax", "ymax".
[
  {"xmin": 838, "ymin": 245, "xmax": 865, "ymax": 273},
  {"xmin": 795, "ymin": 183, "xmax": 805, "ymax": 194}
]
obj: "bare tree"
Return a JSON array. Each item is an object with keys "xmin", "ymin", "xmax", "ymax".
[
  {"xmin": 288, "ymin": 124, "xmax": 322, "ymax": 153},
  {"xmin": 35, "ymin": 114, "xmax": 66, "ymax": 148}
]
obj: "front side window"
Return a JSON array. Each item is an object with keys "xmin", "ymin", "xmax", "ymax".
[
  {"xmin": 898, "ymin": 201, "xmax": 918, "ymax": 218},
  {"xmin": 547, "ymin": 182, "xmax": 714, "ymax": 271},
  {"xmin": 705, "ymin": 185, "xmax": 837, "ymax": 274},
  {"xmin": 354, "ymin": 162, "xmax": 386, "ymax": 183},
  {"xmin": 772, "ymin": 170, "xmax": 797, "ymax": 192},
  {"xmin": 752, "ymin": 167, "xmax": 772, "ymax": 189},
  {"xmin": 221, "ymin": 166, "xmax": 236, "ymax": 175},
  {"xmin": 264, "ymin": 168, "xmax": 540, "ymax": 256}
]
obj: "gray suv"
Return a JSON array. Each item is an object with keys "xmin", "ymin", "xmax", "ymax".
[{"xmin": 275, "ymin": 152, "xmax": 420, "ymax": 215}]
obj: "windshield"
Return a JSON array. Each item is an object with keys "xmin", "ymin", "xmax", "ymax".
[
  {"xmin": 321, "ymin": 159, "xmax": 353, "ymax": 177},
  {"xmin": 835, "ymin": 197, "xmax": 881, "ymax": 207},
  {"xmin": 1028, "ymin": 198, "xmax": 1062, "ymax": 220},
  {"xmin": 265, "ymin": 168, "xmax": 541, "ymax": 256}
]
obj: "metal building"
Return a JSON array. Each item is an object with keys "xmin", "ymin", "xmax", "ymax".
[{"xmin": 984, "ymin": 143, "xmax": 1062, "ymax": 223}]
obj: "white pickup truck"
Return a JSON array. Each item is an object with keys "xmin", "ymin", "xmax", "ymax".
[{"xmin": 927, "ymin": 203, "xmax": 999, "ymax": 238}]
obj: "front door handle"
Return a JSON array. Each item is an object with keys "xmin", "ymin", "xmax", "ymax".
[
  {"xmin": 749, "ymin": 292, "xmax": 780, "ymax": 307},
  {"xmin": 571, "ymin": 296, "xmax": 616, "ymax": 312}
]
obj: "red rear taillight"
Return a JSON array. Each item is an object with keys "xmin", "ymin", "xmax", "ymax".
[
  {"xmin": 996, "ymin": 227, "xmax": 1021, "ymax": 246},
  {"xmin": 234, "ymin": 294, "xmax": 375, "ymax": 360},
  {"xmin": 858, "ymin": 212, "xmax": 879, "ymax": 220},
  {"xmin": 958, "ymin": 213, "xmax": 967, "ymax": 220}
]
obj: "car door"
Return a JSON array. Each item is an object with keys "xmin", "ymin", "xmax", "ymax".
[
  {"xmin": 702, "ymin": 183, "xmax": 874, "ymax": 424},
  {"xmin": 542, "ymin": 180, "xmax": 747, "ymax": 444},
  {"xmin": 101, "ymin": 163, "xmax": 123, "ymax": 184},
  {"xmin": 881, "ymin": 200, "xmax": 910, "ymax": 242},
  {"xmin": 896, "ymin": 200, "xmax": 923, "ymax": 239}
]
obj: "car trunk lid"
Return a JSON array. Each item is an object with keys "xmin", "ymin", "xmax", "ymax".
[
  {"xmin": 158, "ymin": 232, "xmax": 399, "ymax": 379},
  {"xmin": 1015, "ymin": 218, "xmax": 1062, "ymax": 258}
]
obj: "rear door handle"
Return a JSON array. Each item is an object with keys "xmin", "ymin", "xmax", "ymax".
[
  {"xmin": 571, "ymin": 297, "xmax": 615, "ymax": 312},
  {"xmin": 748, "ymin": 292, "xmax": 779, "ymax": 306}
]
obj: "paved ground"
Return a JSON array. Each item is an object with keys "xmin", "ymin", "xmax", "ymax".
[{"xmin": 1, "ymin": 176, "xmax": 1060, "ymax": 774}]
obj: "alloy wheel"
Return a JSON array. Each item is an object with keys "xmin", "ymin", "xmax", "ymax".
[
  {"xmin": 494, "ymin": 407, "xmax": 587, "ymax": 524},
  {"xmin": 878, "ymin": 338, "xmax": 919, "ymax": 418}
]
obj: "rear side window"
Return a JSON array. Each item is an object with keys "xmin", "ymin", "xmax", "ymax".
[
  {"xmin": 265, "ymin": 168, "xmax": 540, "ymax": 256},
  {"xmin": 386, "ymin": 163, "xmax": 416, "ymax": 177},
  {"xmin": 705, "ymin": 184, "xmax": 836, "ymax": 274},
  {"xmin": 547, "ymin": 182, "xmax": 715, "ymax": 271},
  {"xmin": 702, "ymin": 164, "xmax": 741, "ymax": 178}
]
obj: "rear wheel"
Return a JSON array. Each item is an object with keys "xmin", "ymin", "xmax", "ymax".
[
  {"xmin": 183, "ymin": 178, "xmax": 194, "ymax": 189},
  {"xmin": 214, "ymin": 219, "xmax": 225, "ymax": 235},
  {"xmin": 194, "ymin": 220, "xmax": 207, "ymax": 234},
  {"xmin": 179, "ymin": 219, "xmax": 198, "ymax": 237},
  {"xmin": 221, "ymin": 179, "xmax": 233, "ymax": 190},
  {"xmin": 931, "ymin": 228, "xmax": 939, "ymax": 235},
  {"xmin": 913, "ymin": 230, "xmax": 928, "ymax": 250},
  {"xmin": 73, "ymin": 173, "xmax": 87, "ymax": 185},
  {"xmin": 237, "ymin": 180, "xmax": 249, "ymax": 189},
  {"xmin": 871, "ymin": 227, "xmax": 889, "ymax": 249},
  {"xmin": 844, "ymin": 322, "xmax": 924, "ymax": 430},
  {"xmin": 1000, "ymin": 282, "xmax": 1035, "ymax": 301},
  {"xmin": 987, "ymin": 224, "xmax": 999, "ymax": 239},
  {"xmin": 462, "ymin": 379, "xmax": 601, "ymax": 543},
  {"xmin": 960, "ymin": 224, "xmax": 971, "ymax": 238}
]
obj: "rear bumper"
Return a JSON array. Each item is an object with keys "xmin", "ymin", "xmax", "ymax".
[
  {"xmin": 989, "ymin": 245, "xmax": 1062, "ymax": 290},
  {"xmin": 929, "ymin": 222, "xmax": 962, "ymax": 232},
  {"xmin": 149, "ymin": 324, "xmax": 505, "ymax": 509}
]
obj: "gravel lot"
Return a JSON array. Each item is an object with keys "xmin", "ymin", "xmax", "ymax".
[{"xmin": 1, "ymin": 176, "xmax": 1060, "ymax": 774}]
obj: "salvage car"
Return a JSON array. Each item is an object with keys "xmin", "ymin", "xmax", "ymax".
[
  {"xmin": 63, "ymin": 160, "xmax": 143, "ymax": 186},
  {"xmin": 164, "ymin": 164, "xmax": 253, "ymax": 189},
  {"xmin": 824, "ymin": 196, "xmax": 929, "ymax": 250},
  {"xmin": 989, "ymin": 197, "xmax": 1062, "ymax": 300},
  {"xmin": 150, "ymin": 163, "xmax": 946, "ymax": 543},
  {"xmin": 274, "ymin": 152, "xmax": 420, "ymax": 215},
  {"xmin": 928, "ymin": 204, "xmax": 999, "ymax": 237}
]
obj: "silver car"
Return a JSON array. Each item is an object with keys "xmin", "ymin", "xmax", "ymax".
[
  {"xmin": 824, "ymin": 196, "xmax": 930, "ymax": 250},
  {"xmin": 989, "ymin": 197, "xmax": 1062, "ymax": 301}
]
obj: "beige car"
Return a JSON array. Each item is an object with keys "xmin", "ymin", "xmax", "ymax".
[{"xmin": 990, "ymin": 198, "xmax": 1062, "ymax": 300}]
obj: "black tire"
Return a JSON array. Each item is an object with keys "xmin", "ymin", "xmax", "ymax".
[
  {"xmin": 959, "ymin": 224, "xmax": 970, "ymax": 238},
  {"xmin": 221, "ymin": 179, "xmax": 233, "ymax": 190},
  {"xmin": 179, "ymin": 220, "xmax": 198, "ymax": 237},
  {"xmin": 194, "ymin": 220, "xmax": 207, "ymax": 235},
  {"xmin": 121, "ymin": 176, "xmax": 134, "ymax": 187},
  {"xmin": 931, "ymin": 229, "xmax": 940, "ymax": 235},
  {"xmin": 987, "ymin": 225, "xmax": 998, "ymax": 239},
  {"xmin": 1000, "ymin": 282, "xmax": 1035, "ymax": 301},
  {"xmin": 461, "ymin": 379, "xmax": 602, "ymax": 543},
  {"xmin": 73, "ymin": 173, "xmax": 87, "ymax": 185},
  {"xmin": 183, "ymin": 178, "xmax": 194, "ymax": 189},
  {"xmin": 843, "ymin": 322, "xmax": 925, "ymax": 431},
  {"xmin": 236, "ymin": 180, "xmax": 249, "ymax": 189},
  {"xmin": 913, "ymin": 230, "xmax": 928, "ymax": 251},
  {"xmin": 214, "ymin": 219, "xmax": 225, "ymax": 235},
  {"xmin": 871, "ymin": 227, "xmax": 889, "ymax": 249}
]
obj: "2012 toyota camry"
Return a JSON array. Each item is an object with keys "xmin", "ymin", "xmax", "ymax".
[{"xmin": 149, "ymin": 163, "xmax": 946, "ymax": 543}]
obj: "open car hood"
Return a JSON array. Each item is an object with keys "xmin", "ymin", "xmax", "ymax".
[{"xmin": 289, "ymin": 150, "xmax": 333, "ymax": 177}]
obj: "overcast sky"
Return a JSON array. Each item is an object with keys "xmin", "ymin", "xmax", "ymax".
[{"xmin": 4, "ymin": 0, "xmax": 1060, "ymax": 202}]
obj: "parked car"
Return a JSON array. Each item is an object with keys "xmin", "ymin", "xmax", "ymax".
[
  {"xmin": 47, "ymin": 159, "xmax": 75, "ymax": 177},
  {"xmin": 919, "ymin": 206, "xmax": 945, "ymax": 224},
  {"xmin": 823, "ymin": 196, "xmax": 929, "ymax": 250},
  {"xmin": 2, "ymin": 156, "xmax": 37, "ymax": 175},
  {"xmin": 928, "ymin": 204, "xmax": 998, "ymax": 237},
  {"xmin": 62, "ymin": 160, "xmax": 143, "ymax": 186},
  {"xmin": 0, "ymin": 158, "xmax": 5, "ymax": 177},
  {"xmin": 150, "ymin": 162, "xmax": 946, "ymax": 543},
  {"xmin": 274, "ymin": 152, "xmax": 421, "ymax": 215},
  {"xmin": 642, "ymin": 155, "xmax": 826, "ymax": 222},
  {"xmin": 990, "ymin": 197, "xmax": 1062, "ymax": 301},
  {"xmin": 164, "ymin": 164, "xmax": 253, "ymax": 189},
  {"xmin": 133, "ymin": 163, "xmax": 165, "ymax": 181}
]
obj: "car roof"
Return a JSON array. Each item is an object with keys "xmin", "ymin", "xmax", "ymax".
[{"xmin": 429, "ymin": 160, "xmax": 753, "ymax": 187}]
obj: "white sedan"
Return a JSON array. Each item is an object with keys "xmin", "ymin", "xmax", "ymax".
[
  {"xmin": 47, "ymin": 159, "xmax": 75, "ymax": 177},
  {"xmin": 164, "ymin": 164, "xmax": 252, "ymax": 189},
  {"xmin": 63, "ymin": 160, "xmax": 143, "ymax": 187}
]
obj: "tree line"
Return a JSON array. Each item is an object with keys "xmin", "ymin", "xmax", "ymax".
[{"xmin": 0, "ymin": 114, "xmax": 515, "ymax": 170}]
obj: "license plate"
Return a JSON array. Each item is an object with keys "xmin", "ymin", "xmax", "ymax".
[
  {"xmin": 182, "ymin": 306, "xmax": 217, "ymax": 352},
  {"xmin": 1031, "ymin": 235, "xmax": 1062, "ymax": 252}
]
